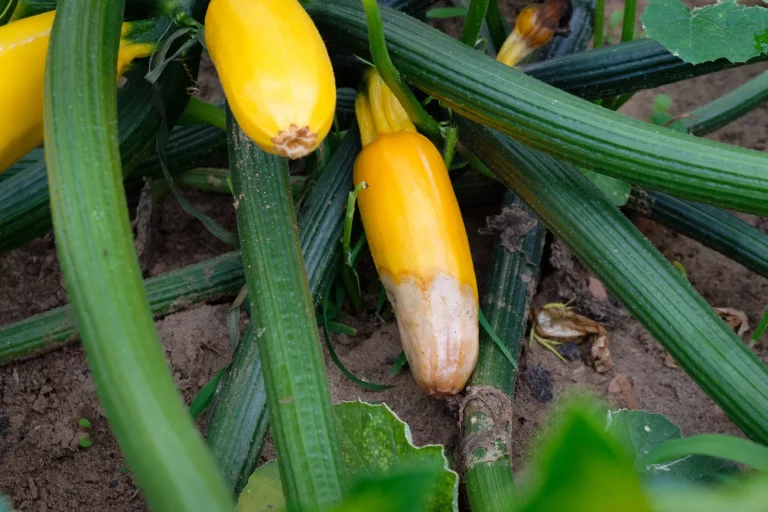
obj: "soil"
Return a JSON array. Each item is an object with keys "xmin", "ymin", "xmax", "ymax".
[{"xmin": 2, "ymin": 1, "xmax": 768, "ymax": 510}]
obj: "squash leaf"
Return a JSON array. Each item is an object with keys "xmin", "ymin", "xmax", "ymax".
[
  {"xmin": 642, "ymin": 0, "xmax": 768, "ymax": 64},
  {"xmin": 237, "ymin": 401, "xmax": 458, "ymax": 512},
  {"xmin": 606, "ymin": 409, "xmax": 740, "ymax": 484}
]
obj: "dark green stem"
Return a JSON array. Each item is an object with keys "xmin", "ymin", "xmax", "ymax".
[
  {"xmin": 0, "ymin": 252, "xmax": 245, "ymax": 363},
  {"xmin": 459, "ymin": 0, "xmax": 490, "ymax": 47},
  {"xmin": 484, "ymin": 0, "xmax": 509, "ymax": 52},
  {"xmin": 182, "ymin": 97, "xmax": 227, "ymax": 131},
  {"xmin": 206, "ymin": 126, "xmax": 361, "ymax": 496},
  {"xmin": 459, "ymin": 118, "xmax": 768, "ymax": 444},
  {"xmin": 520, "ymin": 38, "xmax": 768, "ymax": 100},
  {"xmin": 619, "ymin": 0, "xmax": 636, "ymax": 42},
  {"xmin": 681, "ymin": 70, "xmax": 768, "ymax": 136},
  {"xmin": 227, "ymin": 112, "xmax": 344, "ymax": 510},
  {"xmin": 360, "ymin": 0, "xmax": 442, "ymax": 142},
  {"xmin": 462, "ymin": 194, "xmax": 546, "ymax": 512},
  {"xmin": 309, "ymin": 0, "xmax": 768, "ymax": 215},
  {"xmin": 593, "ymin": 0, "xmax": 604, "ymax": 48}
]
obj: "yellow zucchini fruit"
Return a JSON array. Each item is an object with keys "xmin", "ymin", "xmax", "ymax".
[
  {"xmin": 497, "ymin": 0, "xmax": 569, "ymax": 67},
  {"xmin": 354, "ymin": 69, "xmax": 478, "ymax": 396},
  {"xmin": 0, "ymin": 11, "xmax": 154, "ymax": 173},
  {"xmin": 204, "ymin": 0, "xmax": 336, "ymax": 159}
]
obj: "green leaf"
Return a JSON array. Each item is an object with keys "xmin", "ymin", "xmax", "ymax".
[
  {"xmin": 425, "ymin": 7, "xmax": 468, "ymax": 19},
  {"xmin": 78, "ymin": 418, "xmax": 92, "ymax": 429},
  {"xmin": 335, "ymin": 401, "xmax": 459, "ymax": 512},
  {"xmin": 238, "ymin": 402, "xmax": 458, "ymax": 512},
  {"xmin": 642, "ymin": 0, "xmax": 768, "ymax": 64},
  {"xmin": 578, "ymin": 169, "xmax": 632, "ymax": 206},
  {"xmin": 518, "ymin": 399, "xmax": 652, "ymax": 512},
  {"xmin": 328, "ymin": 467, "xmax": 443, "ymax": 512},
  {"xmin": 639, "ymin": 434, "xmax": 768, "ymax": 472},
  {"xmin": 650, "ymin": 473, "xmax": 768, "ymax": 512},
  {"xmin": 236, "ymin": 461, "xmax": 285, "ymax": 512},
  {"xmin": 606, "ymin": 410, "xmax": 739, "ymax": 483}
]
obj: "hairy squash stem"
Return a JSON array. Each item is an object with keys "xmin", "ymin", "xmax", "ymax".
[
  {"xmin": 206, "ymin": 125, "xmax": 360, "ymax": 495},
  {"xmin": 625, "ymin": 72, "xmax": 768, "ymax": 280},
  {"xmin": 308, "ymin": 0, "xmax": 768, "ymax": 215},
  {"xmin": 206, "ymin": 0, "xmax": 335, "ymax": 159},
  {"xmin": 227, "ymin": 112, "xmax": 344, "ymax": 510},
  {"xmin": 463, "ymin": 8, "xmax": 589, "ymax": 510},
  {"xmin": 484, "ymin": 0, "xmax": 509, "ymax": 52},
  {"xmin": 0, "ymin": 10, "xmax": 160, "ymax": 173},
  {"xmin": 462, "ymin": 195, "xmax": 546, "ymax": 512},
  {"xmin": 680, "ymin": 70, "xmax": 768, "ymax": 137},
  {"xmin": 592, "ymin": 0, "xmax": 603, "ymax": 48},
  {"xmin": 182, "ymin": 96, "xmax": 227, "ymax": 131},
  {"xmin": 458, "ymin": 118, "xmax": 768, "ymax": 444},
  {"xmin": 0, "ymin": 58, "xmax": 198, "ymax": 254},
  {"xmin": 354, "ymin": 69, "xmax": 478, "ymax": 396},
  {"xmin": 627, "ymin": 189, "xmax": 768, "ymax": 280},
  {"xmin": 0, "ymin": 252, "xmax": 245, "ymax": 363},
  {"xmin": 520, "ymin": 38, "xmax": 768, "ymax": 100},
  {"xmin": 459, "ymin": 0, "xmax": 489, "ymax": 47},
  {"xmin": 43, "ymin": 1, "xmax": 233, "ymax": 510}
]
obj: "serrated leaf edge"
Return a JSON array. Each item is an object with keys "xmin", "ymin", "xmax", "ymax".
[{"xmin": 337, "ymin": 399, "xmax": 460, "ymax": 512}]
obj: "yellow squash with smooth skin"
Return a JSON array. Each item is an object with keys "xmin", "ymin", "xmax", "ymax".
[
  {"xmin": 205, "ymin": 0, "xmax": 336, "ymax": 159},
  {"xmin": 0, "ymin": 11, "xmax": 154, "ymax": 173},
  {"xmin": 354, "ymin": 70, "xmax": 478, "ymax": 396}
]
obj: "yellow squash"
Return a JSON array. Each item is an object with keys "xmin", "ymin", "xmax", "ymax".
[
  {"xmin": 205, "ymin": 0, "xmax": 336, "ymax": 159},
  {"xmin": 497, "ymin": 0, "xmax": 571, "ymax": 67},
  {"xmin": 0, "ymin": 11, "xmax": 154, "ymax": 173},
  {"xmin": 354, "ymin": 70, "xmax": 478, "ymax": 396}
]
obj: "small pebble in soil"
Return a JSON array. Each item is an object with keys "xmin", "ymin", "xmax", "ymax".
[
  {"xmin": 555, "ymin": 342, "xmax": 581, "ymax": 362},
  {"xmin": 523, "ymin": 363, "xmax": 553, "ymax": 403}
]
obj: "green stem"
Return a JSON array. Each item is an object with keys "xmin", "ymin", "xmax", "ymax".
[
  {"xmin": 190, "ymin": 369, "xmax": 224, "ymax": 420},
  {"xmin": 682, "ymin": 70, "xmax": 768, "ymax": 136},
  {"xmin": 463, "ymin": 193, "xmax": 546, "ymax": 512},
  {"xmin": 619, "ymin": 0, "xmax": 636, "ymax": 42},
  {"xmin": 626, "ymin": 190, "xmax": 768, "ymax": 280},
  {"xmin": 484, "ymin": 0, "xmax": 509, "ymax": 52},
  {"xmin": 0, "ymin": 0, "xmax": 17, "ymax": 24},
  {"xmin": 182, "ymin": 96, "xmax": 227, "ymax": 131},
  {"xmin": 458, "ymin": 118, "xmax": 768, "ymax": 444},
  {"xmin": 206, "ymin": 126, "xmax": 362, "ymax": 496},
  {"xmin": 309, "ymin": 0, "xmax": 768, "ymax": 215},
  {"xmin": 0, "ymin": 252, "xmax": 245, "ymax": 363},
  {"xmin": 360, "ymin": 0, "xmax": 443, "ymax": 143},
  {"xmin": 593, "ymin": 0, "xmax": 604, "ymax": 48},
  {"xmin": 227, "ymin": 112, "xmax": 345, "ymax": 510},
  {"xmin": 600, "ymin": 0, "xmax": 636, "ymax": 109},
  {"xmin": 343, "ymin": 181, "xmax": 367, "ymax": 265},
  {"xmin": 519, "ymin": 38, "xmax": 768, "ymax": 100},
  {"xmin": 459, "ymin": 0, "xmax": 489, "ymax": 47},
  {"xmin": 44, "ymin": 1, "xmax": 232, "ymax": 510}
]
